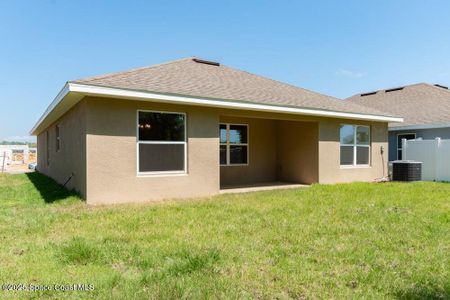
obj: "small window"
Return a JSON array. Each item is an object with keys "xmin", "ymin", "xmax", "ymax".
[
  {"xmin": 46, "ymin": 131, "xmax": 50, "ymax": 166},
  {"xmin": 220, "ymin": 123, "xmax": 248, "ymax": 165},
  {"xmin": 11, "ymin": 150, "xmax": 24, "ymax": 162},
  {"xmin": 340, "ymin": 125, "xmax": 371, "ymax": 166},
  {"xmin": 397, "ymin": 133, "xmax": 416, "ymax": 160},
  {"xmin": 56, "ymin": 125, "xmax": 61, "ymax": 152},
  {"xmin": 137, "ymin": 111, "xmax": 186, "ymax": 174}
]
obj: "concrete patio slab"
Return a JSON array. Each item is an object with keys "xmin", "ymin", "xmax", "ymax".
[{"xmin": 220, "ymin": 182, "xmax": 309, "ymax": 194}]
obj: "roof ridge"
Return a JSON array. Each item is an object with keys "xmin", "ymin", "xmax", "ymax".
[
  {"xmin": 70, "ymin": 57, "xmax": 196, "ymax": 83},
  {"xmin": 218, "ymin": 63, "xmax": 341, "ymax": 101},
  {"xmin": 348, "ymin": 82, "xmax": 450, "ymax": 99},
  {"xmin": 418, "ymin": 82, "xmax": 450, "ymax": 94},
  {"xmin": 346, "ymin": 82, "xmax": 425, "ymax": 99}
]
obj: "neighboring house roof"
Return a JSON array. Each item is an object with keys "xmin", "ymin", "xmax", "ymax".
[
  {"xmin": 31, "ymin": 57, "xmax": 402, "ymax": 135},
  {"xmin": 346, "ymin": 83, "xmax": 450, "ymax": 130}
]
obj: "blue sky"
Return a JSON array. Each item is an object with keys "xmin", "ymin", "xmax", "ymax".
[{"xmin": 1, "ymin": 0, "xmax": 450, "ymax": 141}]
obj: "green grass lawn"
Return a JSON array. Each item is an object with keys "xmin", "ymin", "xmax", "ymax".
[{"xmin": 0, "ymin": 173, "xmax": 449, "ymax": 299}]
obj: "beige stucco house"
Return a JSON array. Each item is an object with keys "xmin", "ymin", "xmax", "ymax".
[{"xmin": 31, "ymin": 57, "xmax": 402, "ymax": 205}]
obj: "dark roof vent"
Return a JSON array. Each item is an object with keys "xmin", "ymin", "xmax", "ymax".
[
  {"xmin": 361, "ymin": 91, "xmax": 377, "ymax": 97},
  {"xmin": 434, "ymin": 84, "xmax": 449, "ymax": 89},
  {"xmin": 385, "ymin": 87, "xmax": 404, "ymax": 93},
  {"xmin": 193, "ymin": 58, "xmax": 220, "ymax": 66}
]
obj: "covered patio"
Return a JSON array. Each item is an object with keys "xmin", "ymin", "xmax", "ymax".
[{"xmin": 219, "ymin": 115, "xmax": 319, "ymax": 191}]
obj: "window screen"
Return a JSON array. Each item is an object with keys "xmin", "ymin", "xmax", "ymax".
[{"xmin": 138, "ymin": 144, "xmax": 185, "ymax": 172}]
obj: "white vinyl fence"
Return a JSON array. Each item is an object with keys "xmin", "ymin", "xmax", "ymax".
[{"xmin": 403, "ymin": 137, "xmax": 450, "ymax": 181}]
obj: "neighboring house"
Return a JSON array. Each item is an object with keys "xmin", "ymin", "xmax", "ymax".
[
  {"xmin": 347, "ymin": 83, "xmax": 450, "ymax": 161},
  {"xmin": 30, "ymin": 57, "xmax": 401, "ymax": 205},
  {"xmin": 0, "ymin": 145, "xmax": 36, "ymax": 170}
]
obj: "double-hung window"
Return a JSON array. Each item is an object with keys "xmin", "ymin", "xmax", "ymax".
[
  {"xmin": 340, "ymin": 125, "xmax": 370, "ymax": 166},
  {"xmin": 220, "ymin": 124, "xmax": 248, "ymax": 165},
  {"xmin": 137, "ymin": 110, "xmax": 186, "ymax": 175}
]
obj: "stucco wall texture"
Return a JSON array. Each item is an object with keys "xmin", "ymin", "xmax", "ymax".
[
  {"xmin": 318, "ymin": 119, "xmax": 388, "ymax": 183},
  {"xmin": 37, "ymin": 100, "xmax": 87, "ymax": 198},
  {"xmin": 36, "ymin": 97, "xmax": 389, "ymax": 205}
]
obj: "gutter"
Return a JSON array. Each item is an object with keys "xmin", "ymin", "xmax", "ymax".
[{"xmin": 31, "ymin": 82, "xmax": 403, "ymax": 134}]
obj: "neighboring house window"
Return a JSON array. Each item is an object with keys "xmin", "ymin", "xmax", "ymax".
[
  {"xmin": 137, "ymin": 110, "xmax": 186, "ymax": 174},
  {"xmin": 340, "ymin": 125, "xmax": 370, "ymax": 166},
  {"xmin": 46, "ymin": 131, "xmax": 50, "ymax": 166},
  {"xmin": 220, "ymin": 123, "xmax": 248, "ymax": 165},
  {"xmin": 11, "ymin": 150, "xmax": 24, "ymax": 162},
  {"xmin": 56, "ymin": 125, "xmax": 61, "ymax": 152},
  {"xmin": 29, "ymin": 149, "xmax": 37, "ymax": 162},
  {"xmin": 397, "ymin": 133, "xmax": 416, "ymax": 160}
]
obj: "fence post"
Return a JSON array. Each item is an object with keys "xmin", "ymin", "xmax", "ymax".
[
  {"xmin": 1, "ymin": 151, "xmax": 5, "ymax": 173},
  {"xmin": 435, "ymin": 137, "xmax": 441, "ymax": 181},
  {"xmin": 402, "ymin": 138, "xmax": 408, "ymax": 160}
]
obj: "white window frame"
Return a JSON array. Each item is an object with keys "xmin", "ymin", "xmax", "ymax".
[
  {"xmin": 136, "ymin": 110, "xmax": 187, "ymax": 177},
  {"xmin": 396, "ymin": 133, "xmax": 416, "ymax": 160},
  {"xmin": 340, "ymin": 124, "xmax": 371, "ymax": 168},
  {"xmin": 220, "ymin": 123, "xmax": 249, "ymax": 166}
]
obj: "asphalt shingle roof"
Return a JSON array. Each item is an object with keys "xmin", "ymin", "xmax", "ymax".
[
  {"xmin": 72, "ymin": 57, "xmax": 396, "ymax": 117},
  {"xmin": 346, "ymin": 83, "xmax": 450, "ymax": 127}
]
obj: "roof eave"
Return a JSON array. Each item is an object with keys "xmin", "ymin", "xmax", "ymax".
[
  {"xmin": 389, "ymin": 122, "xmax": 450, "ymax": 131},
  {"xmin": 30, "ymin": 82, "xmax": 70, "ymax": 135},
  {"xmin": 31, "ymin": 83, "xmax": 403, "ymax": 135}
]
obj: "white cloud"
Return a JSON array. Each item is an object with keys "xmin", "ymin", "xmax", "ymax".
[
  {"xmin": 335, "ymin": 69, "xmax": 366, "ymax": 78},
  {"xmin": 1, "ymin": 135, "xmax": 36, "ymax": 142}
]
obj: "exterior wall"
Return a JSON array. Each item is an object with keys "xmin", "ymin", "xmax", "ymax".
[
  {"xmin": 388, "ymin": 127, "xmax": 450, "ymax": 161},
  {"xmin": 219, "ymin": 116, "xmax": 277, "ymax": 187},
  {"xmin": 83, "ymin": 98, "xmax": 388, "ymax": 203},
  {"xmin": 85, "ymin": 97, "xmax": 219, "ymax": 205},
  {"xmin": 277, "ymin": 120, "xmax": 319, "ymax": 184},
  {"xmin": 36, "ymin": 96, "xmax": 390, "ymax": 205},
  {"xmin": 318, "ymin": 120, "xmax": 388, "ymax": 183},
  {"xmin": 36, "ymin": 100, "xmax": 87, "ymax": 197}
]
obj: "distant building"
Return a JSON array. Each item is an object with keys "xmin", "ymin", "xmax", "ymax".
[{"xmin": 0, "ymin": 145, "xmax": 37, "ymax": 170}]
